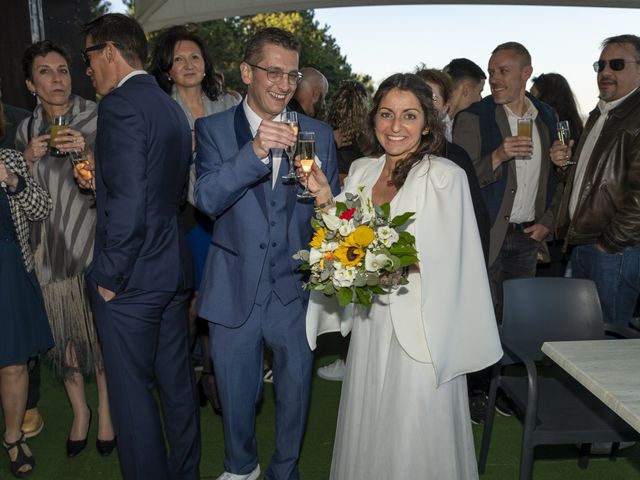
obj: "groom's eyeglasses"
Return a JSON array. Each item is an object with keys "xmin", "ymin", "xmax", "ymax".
[
  {"xmin": 593, "ymin": 58, "xmax": 640, "ymax": 73},
  {"xmin": 245, "ymin": 63, "xmax": 303, "ymax": 85}
]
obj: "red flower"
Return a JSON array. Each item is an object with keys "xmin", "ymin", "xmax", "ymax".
[{"xmin": 339, "ymin": 208, "xmax": 356, "ymax": 220}]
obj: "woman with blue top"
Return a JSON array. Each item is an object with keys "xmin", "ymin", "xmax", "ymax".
[{"xmin": 150, "ymin": 25, "xmax": 240, "ymax": 410}]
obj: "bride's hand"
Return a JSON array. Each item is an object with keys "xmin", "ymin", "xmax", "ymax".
[{"xmin": 294, "ymin": 156, "xmax": 329, "ymax": 194}]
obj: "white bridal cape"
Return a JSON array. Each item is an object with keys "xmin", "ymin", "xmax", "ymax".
[{"xmin": 306, "ymin": 154, "xmax": 503, "ymax": 479}]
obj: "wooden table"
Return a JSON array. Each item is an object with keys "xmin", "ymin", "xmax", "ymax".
[{"xmin": 542, "ymin": 339, "xmax": 640, "ymax": 433}]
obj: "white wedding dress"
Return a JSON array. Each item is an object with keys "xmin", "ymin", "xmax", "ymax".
[{"xmin": 306, "ymin": 155, "xmax": 503, "ymax": 480}]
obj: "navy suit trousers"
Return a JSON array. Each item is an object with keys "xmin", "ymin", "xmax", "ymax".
[{"xmin": 88, "ymin": 282, "xmax": 200, "ymax": 480}]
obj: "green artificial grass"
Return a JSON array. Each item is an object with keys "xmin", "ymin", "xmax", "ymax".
[{"xmin": 1, "ymin": 333, "xmax": 639, "ymax": 479}]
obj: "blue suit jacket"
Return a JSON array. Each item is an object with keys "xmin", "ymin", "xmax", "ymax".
[
  {"xmin": 88, "ymin": 74, "xmax": 193, "ymax": 294},
  {"xmin": 194, "ymin": 105, "xmax": 339, "ymax": 327}
]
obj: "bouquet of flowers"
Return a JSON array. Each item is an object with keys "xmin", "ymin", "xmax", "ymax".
[{"xmin": 293, "ymin": 187, "xmax": 418, "ymax": 307}]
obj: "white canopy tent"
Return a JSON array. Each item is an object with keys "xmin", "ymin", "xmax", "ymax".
[{"xmin": 136, "ymin": 0, "xmax": 640, "ymax": 32}]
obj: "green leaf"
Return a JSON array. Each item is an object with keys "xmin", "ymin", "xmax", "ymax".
[
  {"xmin": 355, "ymin": 287, "xmax": 372, "ymax": 306},
  {"xmin": 378, "ymin": 202, "xmax": 390, "ymax": 218},
  {"xmin": 399, "ymin": 231, "xmax": 416, "ymax": 243},
  {"xmin": 335, "ymin": 201, "xmax": 347, "ymax": 216},
  {"xmin": 323, "ymin": 283, "xmax": 336, "ymax": 296},
  {"xmin": 337, "ymin": 287, "xmax": 353, "ymax": 307},
  {"xmin": 319, "ymin": 268, "xmax": 331, "ymax": 281},
  {"xmin": 310, "ymin": 217, "xmax": 322, "ymax": 230},
  {"xmin": 398, "ymin": 254, "xmax": 418, "ymax": 267},
  {"xmin": 390, "ymin": 211, "xmax": 415, "ymax": 227},
  {"xmin": 389, "ymin": 244, "xmax": 418, "ymax": 255},
  {"xmin": 298, "ymin": 263, "xmax": 310, "ymax": 271}
]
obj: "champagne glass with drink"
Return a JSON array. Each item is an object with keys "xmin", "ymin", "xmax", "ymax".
[
  {"xmin": 49, "ymin": 115, "xmax": 68, "ymax": 157},
  {"xmin": 516, "ymin": 117, "xmax": 533, "ymax": 160},
  {"xmin": 281, "ymin": 111, "xmax": 299, "ymax": 181},
  {"xmin": 297, "ymin": 131, "xmax": 316, "ymax": 199},
  {"xmin": 556, "ymin": 120, "xmax": 575, "ymax": 165},
  {"xmin": 68, "ymin": 150, "xmax": 95, "ymax": 196}
]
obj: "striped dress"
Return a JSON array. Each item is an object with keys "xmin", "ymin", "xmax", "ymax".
[{"xmin": 15, "ymin": 95, "xmax": 100, "ymax": 379}]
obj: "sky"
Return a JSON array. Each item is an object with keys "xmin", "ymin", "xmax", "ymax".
[{"xmin": 110, "ymin": 2, "xmax": 640, "ymax": 114}]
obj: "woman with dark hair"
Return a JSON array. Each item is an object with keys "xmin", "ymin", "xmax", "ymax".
[
  {"xmin": 149, "ymin": 25, "xmax": 239, "ymax": 148},
  {"xmin": 531, "ymin": 73, "xmax": 582, "ymax": 277},
  {"xmin": 15, "ymin": 40, "xmax": 115, "ymax": 457},
  {"xmin": 1, "ymin": 108, "xmax": 53, "ymax": 477},
  {"xmin": 305, "ymin": 73, "xmax": 502, "ymax": 479},
  {"xmin": 531, "ymin": 73, "xmax": 583, "ymax": 143},
  {"xmin": 149, "ymin": 26, "xmax": 239, "ymax": 410}
]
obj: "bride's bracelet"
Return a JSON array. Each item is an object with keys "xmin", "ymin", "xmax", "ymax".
[{"xmin": 315, "ymin": 196, "xmax": 335, "ymax": 210}]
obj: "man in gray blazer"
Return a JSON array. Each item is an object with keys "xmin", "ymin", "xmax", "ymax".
[{"xmin": 453, "ymin": 41, "xmax": 560, "ymax": 320}]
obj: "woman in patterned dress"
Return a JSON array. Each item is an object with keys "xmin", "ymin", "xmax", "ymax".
[
  {"xmin": 0, "ymin": 106, "xmax": 53, "ymax": 478},
  {"xmin": 15, "ymin": 40, "xmax": 115, "ymax": 457}
]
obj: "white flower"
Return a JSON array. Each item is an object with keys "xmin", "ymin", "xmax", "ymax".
[
  {"xmin": 338, "ymin": 219, "xmax": 355, "ymax": 237},
  {"xmin": 309, "ymin": 248, "xmax": 323, "ymax": 266},
  {"xmin": 322, "ymin": 212, "xmax": 341, "ymax": 231},
  {"xmin": 364, "ymin": 251, "xmax": 393, "ymax": 272},
  {"xmin": 361, "ymin": 197, "xmax": 375, "ymax": 223},
  {"xmin": 322, "ymin": 241, "xmax": 339, "ymax": 252},
  {"xmin": 333, "ymin": 265, "xmax": 356, "ymax": 287},
  {"xmin": 377, "ymin": 226, "xmax": 399, "ymax": 247}
]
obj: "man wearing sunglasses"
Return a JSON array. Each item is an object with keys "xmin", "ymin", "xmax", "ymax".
[
  {"xmin": 555, "ymin": 34, "xmax": 640, "ymax": 328},
  {"xmin": 81, "ymin": 13, "xmax": 200, "ymax": 480},
  {"xmin": 194, "ymin": 27, "xmax": 338, "ymax": 480}
]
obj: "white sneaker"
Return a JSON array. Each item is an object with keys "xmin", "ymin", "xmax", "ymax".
[
  {"xmin": 317, "ymin": 359, "xmax": 346, "ymax": 381},
  {"xmin": 216, "ymin": 464, "xmax": 260, "ymax": 480}
]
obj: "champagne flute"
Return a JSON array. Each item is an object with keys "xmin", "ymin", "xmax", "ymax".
[
  {"xmin": 281, "ymin": 111, "xmax": 299, "ymax": 181},
  {"xmin": 68, "ymin": 150, "xmax": 96, "ymax": 197},
  {"xmin": 297, "ymin": 131, "xmax": 316, "ymax": 199},
  {"xmin": 556, "ymin": 120, "xmax": 575, "ymax": 165}
]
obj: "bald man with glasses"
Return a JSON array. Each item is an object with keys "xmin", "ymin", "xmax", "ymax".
[{"xmin": 554, "ymin": 34, "xmax": 640, "ymax": 328}]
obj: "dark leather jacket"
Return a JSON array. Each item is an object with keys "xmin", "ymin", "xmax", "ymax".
[{"xmin": 557, "ymin": 88, "xmax": 640, "ymax": 253}]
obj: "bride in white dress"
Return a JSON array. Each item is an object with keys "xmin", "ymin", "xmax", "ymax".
[{"xmin": 303, "ymin": 73, "xmax": 502, "ymax": 479}]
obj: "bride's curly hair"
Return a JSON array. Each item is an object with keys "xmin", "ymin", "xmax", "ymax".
[{"xmin": 361, "ymin": 73, "xmax": 445, "ymax": 188}]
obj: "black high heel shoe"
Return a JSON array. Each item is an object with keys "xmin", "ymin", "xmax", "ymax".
[
  {"xmin": 3, "ymin": 433, "xmax": 35, "ymax": 478},
  {"xmin": 66, "ymin": 408, "xmax": 91, "ymax": 457},
  {"xmin": 96, "ymin": 437, "xmax": 116, "ymax": 456}
]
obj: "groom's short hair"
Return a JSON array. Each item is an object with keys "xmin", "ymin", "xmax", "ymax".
[{"xmin": 243, "ymin": 28, "xmax": 300, "ymax": 65}]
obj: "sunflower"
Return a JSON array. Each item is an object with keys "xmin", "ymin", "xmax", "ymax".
[
  {"xmin": 345, "ymin": 225, "xmax": 375, "ymax": 248},
  {"xmin": 310, "ymin": 227, "xmax": 327, "ymax": 249},
  {"xmin": 334, "ymin": 244, "xmax": 365, "ymax": 267}
]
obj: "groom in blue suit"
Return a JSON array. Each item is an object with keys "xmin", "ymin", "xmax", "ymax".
[
  {"xmin": 194, "ymin": 28, "xmax": 339, "ymax": 480},
  {"xmin": 82, "ymin": 14, "xmax": 200, "ymax": 480}
]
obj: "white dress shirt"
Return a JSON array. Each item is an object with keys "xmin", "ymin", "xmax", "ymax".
[
  {"xmin": 117, "ymin": 70, "xmax": 147, "ymax": 88},
  {"xmin": 504, "ymin": 99, "xmax": 541, "ymax": 223},
  {"xmin": 243, "ymin": 99, "xmax": 284, "ymax": 188}
]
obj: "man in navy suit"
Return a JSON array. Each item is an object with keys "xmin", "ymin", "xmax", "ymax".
[
  {"xmin": 194, "ymin": 28, "xmax": 339, "ymax": 480},
  {"xmin": 82, "ymin": 14, "xmax": 200, "ymax": 480}
]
